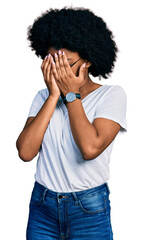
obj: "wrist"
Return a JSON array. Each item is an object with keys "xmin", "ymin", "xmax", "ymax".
[
  {"xmin": 63, "ymin": 89, "xmax": 80, "ymax": 97},
  {"xmin": 63, "ymin": 92, "xmax": 81, "ymax": 105},
  {"xmin": 49, "ymin": 94, "xmax": 60, "ymax": 101}
]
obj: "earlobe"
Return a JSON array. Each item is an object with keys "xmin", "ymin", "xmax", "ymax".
[{"xmin": 86, "ymin": 61, "xmax": 92, "ymax": 68}]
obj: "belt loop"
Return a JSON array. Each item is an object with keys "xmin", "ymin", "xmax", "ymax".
[
  {"xmin": 71, "ymin": 192, "xmax": 79, "ymax": 206},
  {"xmin": 42, "ymin": 188, "xmax": 48, "ymax": 201},
  {"xmin": 105, "ymin": 182, "xmax": 111, "ymax": 195}
]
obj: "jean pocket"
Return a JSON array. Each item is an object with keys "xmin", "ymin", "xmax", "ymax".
[
  {"xmin": 78, "ymin": 190, "xmax": 106, "ymax": 214},
  {"xmin": 30, "ymin": 187, "xmax": 43, "ymax": 206}
]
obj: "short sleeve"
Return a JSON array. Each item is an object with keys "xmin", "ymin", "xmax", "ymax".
[
  {"xmin": 27, "ymin": 89, "xmax": 48, "ymax": 118},
  {"xmin": 94, "ymin": 85, "xmax": 127, "ymax": 134}
]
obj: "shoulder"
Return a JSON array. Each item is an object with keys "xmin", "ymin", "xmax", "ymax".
[
  {"xmin": 102, "ymin": 84, "xmax": 127, "ymax": 99},
  {"xmin": 104, "ymin": 84, "xmax": 126, "ymax": 93},
  {"xmin": 36, "ymin": 88, "xmax": 49, "ymax": 101},
  {"xmin": 96, "ymin": 84, "xmax": 127, "ymax": 108}
]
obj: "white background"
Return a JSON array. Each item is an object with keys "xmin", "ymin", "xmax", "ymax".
[{"xmin": 0, "ymin": 0, "xmax": 143, "ymax": 239}]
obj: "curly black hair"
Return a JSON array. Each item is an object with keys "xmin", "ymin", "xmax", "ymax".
[{"xmin": 27, "ymin": 6, "xmax": 119, "ymax": 79}]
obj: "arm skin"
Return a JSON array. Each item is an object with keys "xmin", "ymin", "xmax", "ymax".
[
  {"xmin": 66, "ymin": 98, "xmax": 121, "ymax": 160},
  {"xmin": 16, "ymin": 95, "xmax": 59, "ymax": 162}
]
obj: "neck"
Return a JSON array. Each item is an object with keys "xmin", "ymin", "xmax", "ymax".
[{"xmin": 79, "ymin": 76, "xmax": 94, "ymax": 94}]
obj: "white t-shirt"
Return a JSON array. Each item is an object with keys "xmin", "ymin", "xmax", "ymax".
[{"xmin": 27, "ymin": 84, "xmax": 127, "ymax": 192}]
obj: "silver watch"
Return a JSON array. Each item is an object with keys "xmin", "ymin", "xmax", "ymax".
[{"xmin": 63, "ymin": 92, "xmax": 81, "ymax": 105}]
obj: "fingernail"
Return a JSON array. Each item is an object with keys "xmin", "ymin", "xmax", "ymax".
[
  {"xmin": 82, "ymin": 63, "xmax": 86, "ymax": 68},
  {"xmin": 62, "ymin": 51, "xmax": 65, "ymax": 56},
  {"xmin": 44, "ymin": 55, "xmax": 48, "ymax": 60},
  {"xmin": 58, "ymin": 50, "xmax": 61, "ymax": 55},
  {"xmin": 54, "ymin": 53, "xmax": 58, "ymax": 58}
]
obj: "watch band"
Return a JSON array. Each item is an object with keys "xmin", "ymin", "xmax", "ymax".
[{"xmin": 63, "ymin": 93, "xmax": 81, "ymax": 105}]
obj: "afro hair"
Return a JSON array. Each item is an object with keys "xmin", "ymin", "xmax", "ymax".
[{"xmin": 27, "ymin": 6, "xmax": 119, "ymax": 79}]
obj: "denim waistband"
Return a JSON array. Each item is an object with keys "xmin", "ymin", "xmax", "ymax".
[{"xmin": 33, "ymin": 181, "xmax": 110, "ymax": 202}]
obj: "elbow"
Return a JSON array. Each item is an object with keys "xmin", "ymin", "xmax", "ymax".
[
  {"xmin": 83, "ymin": 153, "xmax": 96, "ymax": 161},
  {"xmin": 16, "ymin": 146, "xmax": 35, "ymax": 162},
  {"xmin": 82, "ymin": 147, "xmax": 100, "ymax": 161},
  {"xmin": 16, "ymin": 140, "xmax": 37, "ymax": 162},
  {"xmin": 16, "ymin": 140, "xmax": 28, "ymax": 162},
  {"xmin": 18, "ymin": 150, "xmax": 34, "ymax": 162},
  {"xmin": 82, "ymin": 138, "xmax": 103, "ymax": 160}
]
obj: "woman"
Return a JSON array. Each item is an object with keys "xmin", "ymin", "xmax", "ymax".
[{"xmin": 16, "ymin": 6, "xmax": 127, "ymax": 240}]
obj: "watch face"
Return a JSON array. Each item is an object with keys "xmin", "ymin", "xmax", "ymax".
[{"xmin": 66, "ymin": 92, "xmax": 76, "ymax": 102}]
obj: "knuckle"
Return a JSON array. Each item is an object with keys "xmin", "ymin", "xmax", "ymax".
[
  {"xmin": 62, "ymin": 72, "xmax": 66, "ymax": 78},
  {"xmin": 56, "ymin": 65, "xmax": 59, "ymax": 70},
  {"xmin": 64, "ymin": 63, "xmax": 68, "ymax": 67},
  {"xmin": 52, "ymin": 70, "xmax": 55, "ymax": 76},
  {"xmin": 68, "ymin": 72, "xmax": 72, "ymax": 78}
]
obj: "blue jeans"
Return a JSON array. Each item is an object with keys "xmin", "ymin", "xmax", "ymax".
[{"xmin": 26, "ymin": 181, "xmax": 114, "ymax": 239}]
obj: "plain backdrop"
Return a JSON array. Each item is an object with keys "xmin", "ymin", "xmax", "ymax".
[{"xmin": 0, "ymin": 0, "xmax": 143, "ymax": 239}]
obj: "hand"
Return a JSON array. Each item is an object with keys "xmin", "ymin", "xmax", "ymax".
[
  {"xmin": 41, "ymin": 54, "xmax": 61, "ymax": 98},
  {"xmin": 51, "ymin": 50, "xmax": 87, "ymax": 97}
]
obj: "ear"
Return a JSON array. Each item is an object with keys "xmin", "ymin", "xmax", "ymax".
[{"xmin": 85, "ymin": 60, "xmax": 92, "ymax": 68}]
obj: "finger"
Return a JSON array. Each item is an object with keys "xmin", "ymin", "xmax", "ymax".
[
  {"xmin": 41, "ymin": 54, "xmax": 50, "ymax": 71},
  {"xmin": 41, "ymin": 56, "xmax": 47, "ymax": 70},
  {"xmin": 46, "ymin": 59, "xmax": 52, "ymax": 81},
  {"xmin": 50, "ymin": 62, "xmax": 56, "ymax": 79},
  {"xmin": 51, "ymin": 57, "xmax": 59, "ymax": 81},
  {"xmin": 62, "ymin": 51, "xmax": 73, "ymax": 76},
  {"xmin": 57, "ymin": 50, "xmax": 66, "ymax": 77},
  {"xmin": 50, "ymin": 67, "xmax": 60, "ymax": 88},
  {"xmin": 43, "ymin": 55, "xmax": 51, "ymax": 77},
  {"xmin": 53, "ymin": 51, "xmax": 62, "ymax": 80},
  {"xmin": 49, "ymin": 64, "xmax": 53, "ymax": 80},
  {"xmin": 53, "ymin": 53, "xmax": 59, "ymax": 75},
  {"xmin": 51, "ymin": 69, "xmax": 59, "ymax": 88}
]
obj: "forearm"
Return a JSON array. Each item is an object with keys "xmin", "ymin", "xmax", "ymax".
[
  {"xmin": 66, "ymin": 99, "xmax": 99, "ymax": 159},
  {"xmin": 17, "ymin": 95, "xmax": 59, "ymax": 161}
]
